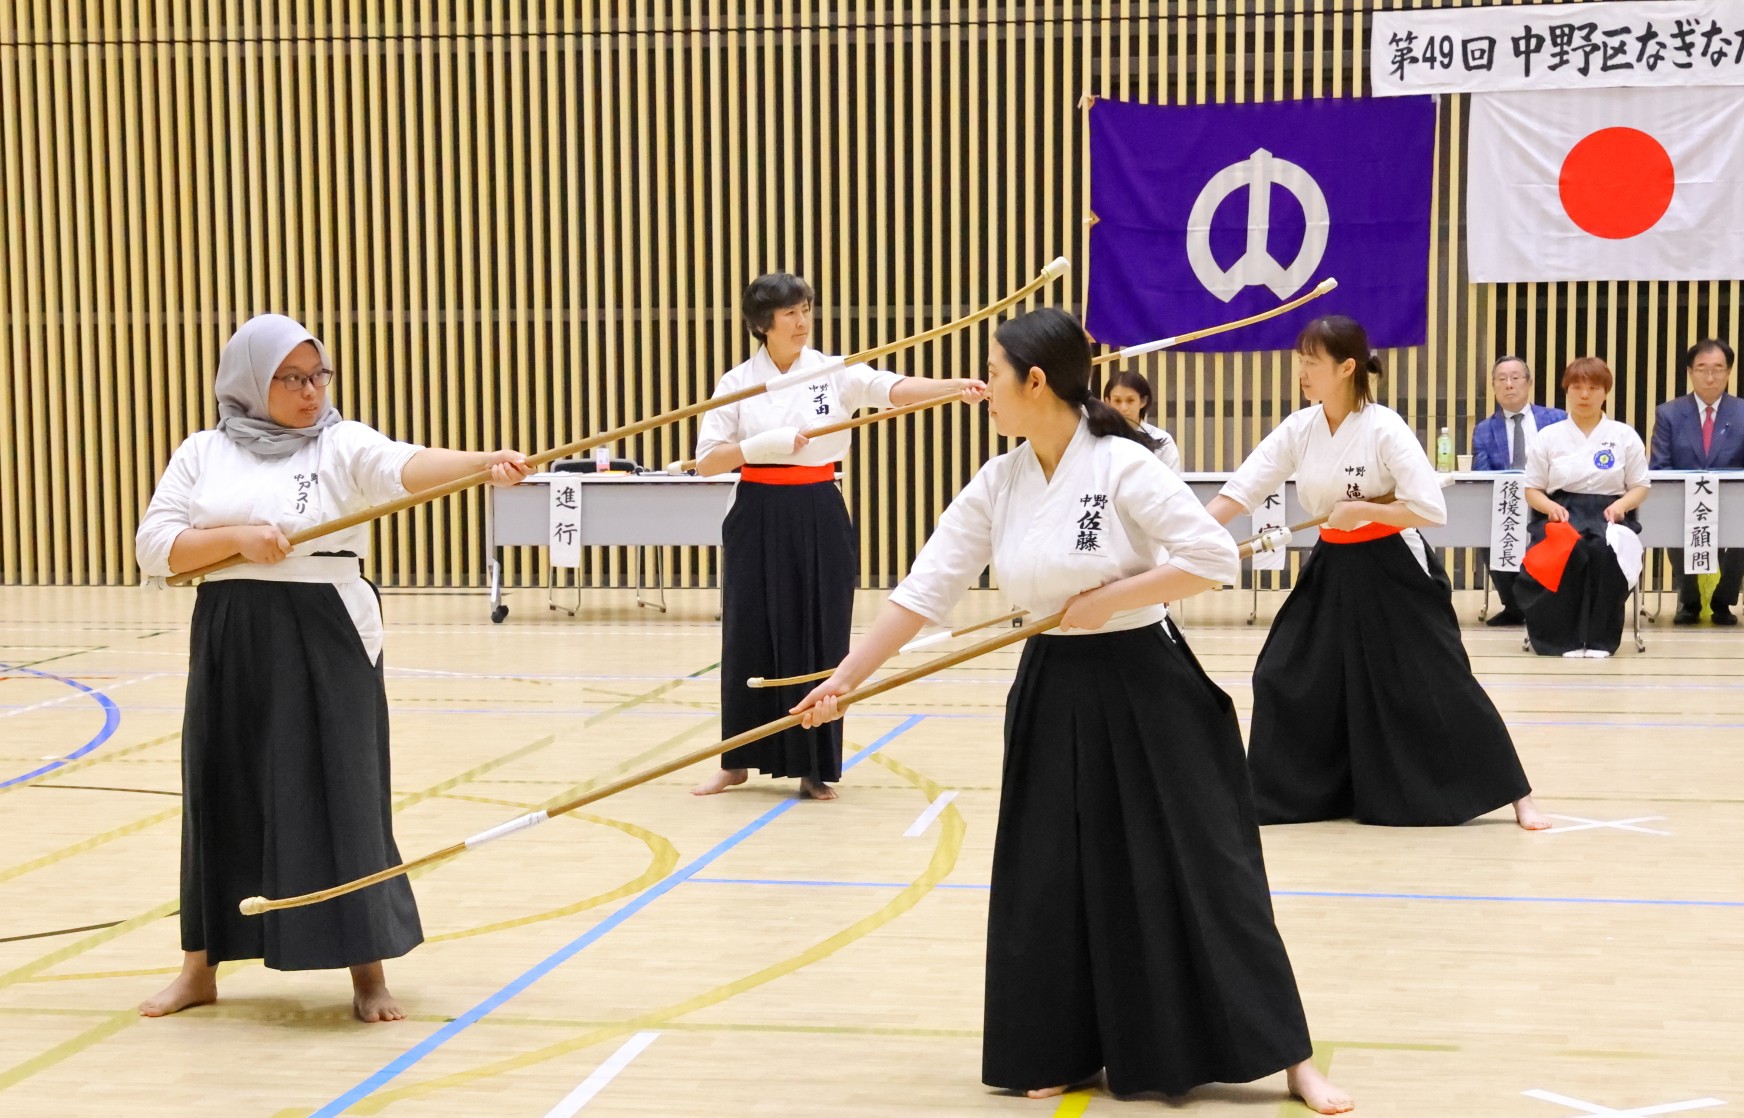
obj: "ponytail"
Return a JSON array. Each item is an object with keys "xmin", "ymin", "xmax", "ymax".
[
  {"xmin": 994, "ymin": 309, "xmax": 1159, "ymax": 452},
  {"xmin": 1296, "ymin": 315, "xmax": 1384, "ymax": 408},
  {"xmin": 1085, "ymin": 396, "xmax": 1159, "ymax": 450}
]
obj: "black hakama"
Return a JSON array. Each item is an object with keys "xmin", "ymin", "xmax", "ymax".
[
  {"xmin": 1514, "ymin": 491, "xmax": 1636, "ymax": 656},
  {"xmin": 718, "ymin": 476, "xmax": 856, "ymax": 782},
  {"xmin": 1247, "ymin": 534, "xmax": 1531, "ymax": 827},
  {"xmin": 984, "ymin": 623, "xmax": 1312, "ymax": 1097},
  {"xmin": 181, "ymin": 579, "xmax": 423, "ymax": 970}
]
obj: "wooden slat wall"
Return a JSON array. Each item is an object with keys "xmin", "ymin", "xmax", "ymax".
[{"xmin": 1, "ymin": 1, "xmax": 1737, "ymax": 588}]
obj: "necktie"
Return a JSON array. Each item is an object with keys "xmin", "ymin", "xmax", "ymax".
[
  {"xmin": 1703, "ymin": 405, "xmax": 1715, "ymax": 456},
  {"xmin": 1509, "ymin": 412, "xmax": 1526, "ymax": 470}
]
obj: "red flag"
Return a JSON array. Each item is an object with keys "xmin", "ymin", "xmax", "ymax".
[{"xmin": 1522, "ymin": 521, "xmax": 1580, "ymax": 593}]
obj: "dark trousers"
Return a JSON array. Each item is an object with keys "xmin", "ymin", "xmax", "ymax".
[
  {"xmin": 1670, "ymin": 548, "xmax": 1744, "ymax": 612},
  {"xmin": 1481, "ymin": 550, "xmax": 1522, "ymax": 615}
]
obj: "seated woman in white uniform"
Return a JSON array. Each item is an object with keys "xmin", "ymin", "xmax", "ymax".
[
  {"xmin": 1102, "ymin": 369, "xmax": 1183, "ymax": 471},
  {"xmin": 1206, "ymin": 315, "xmax": 1547, "ymax": 830},
  {"xmin": 793, "ymin": 309, "xmax": 1352, "ymax": 1114},
  {"xmin": 134, "ymin": 314, "xmax": 531, "ymax": 1020},
  {"xmin": 1515, "ymin": 357, "xmax": 1650, "ymax": 658}
]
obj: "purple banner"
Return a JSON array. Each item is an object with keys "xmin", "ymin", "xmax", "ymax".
[{"xmin": 1086, "ymin": 96, "xmax": 1435, "ymax": 352}]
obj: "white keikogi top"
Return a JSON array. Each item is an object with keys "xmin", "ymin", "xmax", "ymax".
[
  {"xmin": 135, "ymin": 422, "xmax": 423, "ymax": 663},
  {"xmin": 1138, "ymin": 421, "xmax": 1184, "ymax": 473},
  {"xmin": 1524, "ymin": 417, "xmax": 1650, "ymax": 496},
  {"xmin": 887, "ymin": 420, "xmax": 1240, "ymax": 635},
  {"xmin": 695, "ymin": 346, "xmax": 904, "ymax": 465},
  {"xmin": 1219, "ymin": 403, "xmax": 1448, "ymax": 574}
]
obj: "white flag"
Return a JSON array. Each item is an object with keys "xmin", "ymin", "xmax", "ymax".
[{"xmin": 1467, "ymin": 88, "xmax": 1744, "ymax": 283}]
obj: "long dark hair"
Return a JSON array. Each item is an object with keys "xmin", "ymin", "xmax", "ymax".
[
  {"xmin": 994, "ymin": 309, "xmax": 1157, "ymax": 451},
  {"xmin": 1101, "ymin": 370, "xmax": 1154, "ymax": 420},
  {"xmin": 1295, "ymin": 314, "xmax": 1384, "ymax": 408}
]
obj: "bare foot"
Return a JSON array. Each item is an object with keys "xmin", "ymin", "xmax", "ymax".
[
  {"xmin": 1024, "ymin": 1071, "xmax": 1100, "ymax": 1100},
  {"xmin": 691, "ymin": 768, "xmax": 748, "ymax": 796},
  {"xmin": 138, "ymin": 952, "xmax": 217, "ymax": 1017},
  {"xmin": 1288, "ymin": 1060, "xmax": 1354, "ymax": 1114},
  {"xmin": 350, "ymin": 962, "xmax": 405, "ymax": 1023},
  {"xmin": 800, "ymin": 777, "xmax": 838, "ymax": 801},
  {"xmin": 1513, "ymin": 794, "xmax": 1551, "ymax": 831}
]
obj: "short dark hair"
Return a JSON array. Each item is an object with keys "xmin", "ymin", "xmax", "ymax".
[
  {"xmin": 1686, "ymin": 339, "xmax": 1735, "ymax": 369},
  {"xmin": 1101, "ymin": 370, "xmax": 1153, "ymax": 417},
  {"xmin": 1295, "ymin": 315, "xmax": 1384, "ymax": 408},
  {"xmin": 1562, "ymin": 356, "xmax": 1613, "ymax": 394},
  {"xmin": 744, "ymin": 273, "xmax": 815, "ymax": 341}
]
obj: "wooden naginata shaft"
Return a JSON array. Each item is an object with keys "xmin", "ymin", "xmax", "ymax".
[
  {"xmin": 1233, "ymin": 479, "xmax": 1457, "ymax": 559},
  {"xmin": 747, "ymin": 607, "xmax": 1029, "ymax": 688},
  {"xmin": 239, "ymin": 610, "xmax": 1066, "ymax": 916},
  {"xmin": 1090, "ymin": 277, "xmax": 1339, "ymax": 367},
  {"xmin": 673, "ymin": 391, "xmax": 962, "ymax": 475},
  {"xmin": 173, "ymin": 258, "xmax": 1071, "ymax": 586}
]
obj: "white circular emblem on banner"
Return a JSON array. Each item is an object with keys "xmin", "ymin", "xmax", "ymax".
[{"xmin": 1186, "ymin": 148, "xmax": 1330, "ymax": 303}]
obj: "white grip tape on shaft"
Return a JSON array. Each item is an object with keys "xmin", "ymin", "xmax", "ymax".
[
  {"xmin": 1254, "ymin": 527, "xmax": 1292, "ymax": 554},
  {"xmin": 464, "ymin": 810, "xmax": 550, "ymax": 848}
]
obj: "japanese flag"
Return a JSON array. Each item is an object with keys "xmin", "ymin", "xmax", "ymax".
[{"xmin": 1467, "ymin": 87, "xmax": 1744, "ymax": 282}]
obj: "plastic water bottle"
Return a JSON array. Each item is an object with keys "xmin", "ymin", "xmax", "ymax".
[
  {"xmin": 593, "ymin": 444, "xmax": 611, "ymax": 472},
  {"xmin": 1435, "ymin": 427, "xmax": 1454, "ymax": 472}
]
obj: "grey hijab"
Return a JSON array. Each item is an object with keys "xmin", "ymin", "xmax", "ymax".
[{"xmin": 215, "ymin": 313, "xmax": 342, "ymax": 459}]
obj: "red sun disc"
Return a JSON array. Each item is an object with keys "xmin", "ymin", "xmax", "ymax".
[{"xmin": 1558, "ymin": 126, "xmax": 1675, "ymax": 241}]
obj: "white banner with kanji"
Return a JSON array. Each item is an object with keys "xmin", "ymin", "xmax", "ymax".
[
  {"xmin": 1489, "ymin": 477, "xmax": 1528, "ymax": 572},
  {"xmin": 549, "ymin": 478, "xmax": 581, "ymax": 568},
  {"xmin": 1372, "ymin": 2, "xmax": 1744, "ymax": 95},
  {"xmin": 1684, "ymin": 473, "xmax": 1721, "ymax": 574},
  {"xmin": 1250, "ymin": 485, "xmax": 1288, "ymax": 571}
]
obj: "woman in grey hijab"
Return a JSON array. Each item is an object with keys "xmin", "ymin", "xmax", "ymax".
[{"xmin": 135, "ymin": 313, "xmax": 531, "ymax": 1021}]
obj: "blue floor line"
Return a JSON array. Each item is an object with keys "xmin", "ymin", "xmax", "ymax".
[
  {"xmin": 310, "ymin": 714, "xmax": 928, "ymax": 1117},
  {"xmin": 0, "ymin": 663, "xmax": 124, "ymax": 789}
]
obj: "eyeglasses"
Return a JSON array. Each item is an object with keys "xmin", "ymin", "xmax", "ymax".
[
  {"xmin": 272, "ymin": 369, "xmax": 335, "ymax": 392},
  {"xmin": 1492, "ymin": 374, "xmax": 1530, "ymax": 386}
]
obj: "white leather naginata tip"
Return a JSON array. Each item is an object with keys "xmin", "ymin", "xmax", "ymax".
[
  {"xmin": 665, "ymin": 462, "xmax": 686, "ymax": 475},
  {"xmin": 1314, "ymin": 276, "xmax": 1338, "ymax": 294},
  {"xmin": 239, "ymin": 896, "xmax": 268, "ymax": 916},
  {"xmin": 1042, "ymin": 256, "xmax": 1072, "ymax": 280},
  {"xmin": 746, "ymin": 677, "xmax": 766, "ymax": 687},
  {"xmin": 899, "ymin": 630, "xmax": 951, "ymax": 654}
]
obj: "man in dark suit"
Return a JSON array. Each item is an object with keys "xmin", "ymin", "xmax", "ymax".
[
  {"xmin": 1474, "ymin": 356, "xmax": 1567, "ymax": 626},
  {"xmin": 1651, "ymin": 339, "xmax": 1744, "ymax": 625}
]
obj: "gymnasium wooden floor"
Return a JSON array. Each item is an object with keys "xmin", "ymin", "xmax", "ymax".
[{"xmin": 1, "ymin": 583, "xmax": 1740, "ymax": 1117}]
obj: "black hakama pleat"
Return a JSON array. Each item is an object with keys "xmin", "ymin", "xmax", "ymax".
[
  {"xmin": 181, "ymin": 580, "xmax": 423, "ymax": 970},
  {"xmin": 983, "ymin": 623, "xmax": 1312, "ymax": 1097},
  {"xmin": 1514, "ymin": 490, "xmax": 1636, "ymax": 656},
  {"xmin": 1247, "ymin": 534, "xmax": 1531, "ymax": 827},
  {"xmin": 718, "ymin": 479, "xmax": 856, "ymax": 782}
]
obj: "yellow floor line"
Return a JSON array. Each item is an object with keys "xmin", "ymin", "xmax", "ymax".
[
  {"xmin": 282, "ymin": 746, "xmax": 967, "ymax": 1117},
  {"xmin": 0, "ymin": 806, "xmax": 182, "ymax": 886},
  {"xmin": 0, "ymin": 1010, "xmax": 138, "ymax": 1092},
  {"xmin": 1051, "ymin": 1092, "xmax": 1092, "ymax": 1117},
  {"xmin": 0, "ymin": 731, "xmax": 180, "ymax": 798}
]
